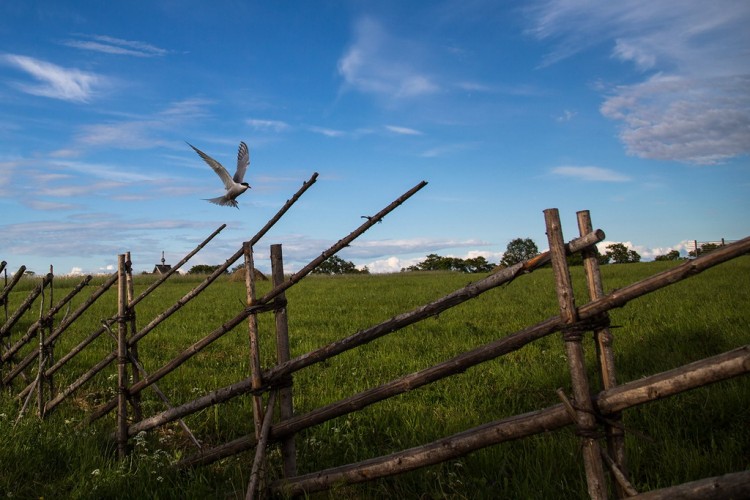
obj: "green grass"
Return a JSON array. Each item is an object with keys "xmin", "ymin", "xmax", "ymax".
[{"xmin": 1, "ymin": 257, "xmax": 748, "ymax": 498}]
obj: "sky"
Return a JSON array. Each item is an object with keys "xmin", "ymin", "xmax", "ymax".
[{"xmin": 1, "ymin": 1, "xmax": 748, "ymax": 276}]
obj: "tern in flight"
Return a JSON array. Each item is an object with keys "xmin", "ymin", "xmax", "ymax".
[{"xmin": 188, "ymin": 141, "xmax": 250, "ymax": 208}]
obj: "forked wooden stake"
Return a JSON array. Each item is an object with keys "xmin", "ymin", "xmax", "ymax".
[{"xmin": 544, "ymin": 208, "xmax": 607, "ymax": 499}]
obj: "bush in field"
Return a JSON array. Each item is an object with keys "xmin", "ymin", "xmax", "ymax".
[{"xmin": 187, "ymin": 264, "xmax": 228, "ymax": 274}]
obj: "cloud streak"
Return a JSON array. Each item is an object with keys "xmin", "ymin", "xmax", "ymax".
[
  {"xmin": 1, "ymin": 54, "xmax": 103, "ymax": 102},
  {"xmin": 551, "ymin": 165, "xmax": 631, "ymax": 182},
  {"xmin": 62, "ymin": 34, "xmax": 168, "ymax": 57}
]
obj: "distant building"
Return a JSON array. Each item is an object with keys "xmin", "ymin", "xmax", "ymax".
[{"xmin": 152, "ymin": 251, "xmax": 172, "ymax": 274}]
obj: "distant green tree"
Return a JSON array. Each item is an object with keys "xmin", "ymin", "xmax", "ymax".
[
  {"xmin": 464, "ymin": 256, "xmax": 495, "ymax": 273},
  {"xmin": 499, "ymin": 238, "xmax": 539, "ymax": 267},
  {"xmin": 403, "ymin": 254, "xmax": 496, "ymax": 273},
  {"xmin": 601, "ymin": 243, "xmax": 641, "ymax": 264},
  {"xmin": 313, "ymin": 255, "xmax": 368, "ymax": 275},
  {"xmin": 188, "ymin": 264, "xmax": 227, "ymax": 274},
  {"xmin": 655, "ymin": 250, "xmax": 681, "ymax": 261}
]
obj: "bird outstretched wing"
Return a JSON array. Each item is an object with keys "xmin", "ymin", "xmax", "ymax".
[
  {"xmin": 233, "ymin": 141, "xmax": 250, "ymax": 183},
  {"xmin": 187, "ymin": 142, "xmax": 234, "ymax": 190}
]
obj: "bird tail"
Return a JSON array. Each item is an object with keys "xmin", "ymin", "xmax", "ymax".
[{"xmin": 204, "ymin": 196, "xmax": 239, "ymax": 209}]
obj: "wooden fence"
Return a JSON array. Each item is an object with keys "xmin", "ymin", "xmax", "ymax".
[{"xmin": 2, "ymin": 179, "xmax": 749, "ymax": 499}]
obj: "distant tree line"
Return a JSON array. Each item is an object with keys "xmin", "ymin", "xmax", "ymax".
[{"xmin": 185, "ymin": 238, "xmax": 692, "ymax": 277}]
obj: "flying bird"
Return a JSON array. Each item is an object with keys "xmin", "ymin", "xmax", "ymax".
[{"xmin": 188, "ymin": 141, "xmax": 250, "ymax": 208}]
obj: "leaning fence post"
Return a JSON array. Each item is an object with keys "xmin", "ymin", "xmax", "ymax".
[
  {"xmin": 271, "ymin": 243, "xmax": 297, "ymax": 478},
  {"xmin": 544, "ymin": 208, "xmax": 608, "ymax": 499},
  {"xmin": 577, "ymin": 210, "xmax": 629, "ymax": 497},
  {"xmin": 244, "ymin": 242, "xmax": 264, "ymax": 440},
  {"xmin": 116, "ymin": 254, "xmax": 129, "ymax": 459}
]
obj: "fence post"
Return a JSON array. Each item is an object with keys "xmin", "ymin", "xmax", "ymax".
[
  {"xmin": 271, "ymin": 244, "xmax": 297, "ymax": 478},
  {"xmin": 544, "ymin": 208, "xmax": 608, "ymax": 499},
  {"xmin": 577, "ymin": 210, "xmax": 629, "ymax": 497},
  {"xmin": 125, "ymin": 252, "xmax": 142, "ymax": 422},
  {"xmin": 116, "ymin": 254, "xmax": 129, "ymax": 459},
  {"xmin": 244, "ymin": 242, "xmax": 264, "ymax": 440}
]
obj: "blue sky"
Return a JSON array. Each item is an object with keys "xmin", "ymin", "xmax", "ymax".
[{"xmin": 1, "ymin": 1, "xmax": 748, "ymax": 276}]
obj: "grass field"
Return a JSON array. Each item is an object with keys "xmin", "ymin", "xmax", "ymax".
[{"xmin": 1, "ymin": 256, "xmax": 748, "ymax": 498}]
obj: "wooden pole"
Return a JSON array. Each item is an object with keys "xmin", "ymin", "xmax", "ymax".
[
  {"xmin": 270, "ymin": 345, "xmax": 750, "ymax": 496},
  {"xmin": 244, "ymin": 242, "xmax": 264, "ymax": 439},
  {"xmin": 116, "ymin": 254, "xmax": 129, "ymax": 459},
  {"xmin": 125, "ymin": 252, "xmax": 142, "ymax": 422},
  {"xmin": 245, "ymin": 391, "xmax": 277, "ymax": 500},
  {"xmin": 270, "ymin": 244, "xmax": 297, "ymax": 478},
  {"xmin": 629, "ymin": 470, "xmax": 750, "ymax": 499},
  {"xmin": 0, "ymin": 265, "xmax": 26, "ymax": 309},
  {"xmin": 577, "ymin": 210, "xmax": 628, "ymax": 498},
  {"xmin": 544, "ymin": 208, "xmax": 607, "ymax": 500}
]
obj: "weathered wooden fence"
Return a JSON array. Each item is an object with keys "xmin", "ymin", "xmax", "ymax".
[{"xmin": 2, "ymin": 190, "xmax": 749, "ymax": 499}]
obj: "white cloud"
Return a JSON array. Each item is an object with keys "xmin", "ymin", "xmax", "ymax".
[
  {"xmin": 1, "ymin": 54, "xmax": 103, "ymax": 102},
  {"xmin": 551, "ymin": 166, "xmax": 631, "ymax": 182},
  {"xmin": 308, "ymin": 126, "xmax": 346, "ymax": 138},
  {"xmin": 247, "ymin": 118, "xmax": 290, "ymax": 132},
  {"xmin": 338, "ymin": 17, "xmax": 439, "ymax": 99},
  {"xmin": 420, "ymin": 142, "xmax": 478, "ymax": 158},
  {"xmin": 600, "ymin": 74, "xmax": 750, "ymax": 165},
  {"xmin": 385, "ymin": 125, "xmax": 423, "ymax": 136},
  {"xmin": 528, "ymin": 0, "xmax": 750, "ymax": 164},
  {"xmin": 63, "ymin": 34, "xmax": 168, "ymax": 57}
]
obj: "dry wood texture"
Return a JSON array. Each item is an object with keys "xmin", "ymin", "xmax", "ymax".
[{"xmin": 270, "ymin": 345, "xmax": 750, "ymax": 496}]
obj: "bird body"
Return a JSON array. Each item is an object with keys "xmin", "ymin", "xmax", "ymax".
[{"xmin": 188, "ymin": 141, "xmax": 250, "ymax": 208}]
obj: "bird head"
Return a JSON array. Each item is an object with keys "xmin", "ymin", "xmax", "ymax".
[{"xmin": 242, "ymin": 182, "xmax": 251, "ymax": 188}]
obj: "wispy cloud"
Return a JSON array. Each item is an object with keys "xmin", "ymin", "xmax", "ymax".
[
  {"xmin": 528, "ymin": 0, "xmax": 750, "ymax": 164},
  {"xmin": 1, "ymin": 54, "xmax": 103, "ymax": 102},
  {"xmin": 551, "ymin": 165, "xmax": 631, "ymax": 182},
  {"xmin": 420, "ymin": 142, "xmax": 478, "ymax": 158},
  {"xmin": 338, "ymin": 17, "xmax": 439, "ymax": 99},
  {"xmin": 385, "ymin": 125, "xmax": 423, "ymax": 136},
  {"xmin": 63, "ymin": 34, "xmax": 168, "ymax": 57},
  {"xmin": 76, "ymin": 98, "xmax": 214, "ymax": 149},
  {"xmin": 247, "ymin": 118, "xmax": 290, "ymax": 132},
  {"xmin": 308, "ymin": 126, "xmax": 346, "ymax": 138}
]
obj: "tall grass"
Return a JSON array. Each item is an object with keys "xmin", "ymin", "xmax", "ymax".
[{"xmin": 1, "ymin": 257, "xmax": 748, "ymax": 498}]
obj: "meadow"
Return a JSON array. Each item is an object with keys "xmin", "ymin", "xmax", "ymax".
[{"xmin": 1, "ymin": 256, "xmax": 748, "ymax": 499}]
